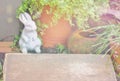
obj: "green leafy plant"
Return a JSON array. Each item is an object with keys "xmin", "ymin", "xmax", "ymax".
[
  {"xmin": 93, "ymin": 24, "xmax": 120, "ymax": 55},
  {"xmin": 12, "ymin": 35, "xmax": 20, "ymax": 48},
  {"xmin": 56, "ymin": 44, "xmax": 68, "ymax": 53},
  {"xmin": 93, "ymin": 23, "xmax": 120, "ymax": 77},
  {"xmin": 11, "ymin": 35, "xmax": 21, "ymax": 52},
  {"xmin": 17, "ymin": 0, "xmax": 109, "ymax": 32}
]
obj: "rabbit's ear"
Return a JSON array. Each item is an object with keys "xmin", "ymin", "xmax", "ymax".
[
  {"xmin": 24, "ymin": 12, "xmax": 32, "ymax": 21},
  {"xmin": 19, "ymin": 13, "xmax": 28, "ymax": 24}
]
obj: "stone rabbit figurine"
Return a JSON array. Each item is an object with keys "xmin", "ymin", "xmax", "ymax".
[{"xmin": 19, "ymin": 12, "xmax": 42, "ymax": 53}]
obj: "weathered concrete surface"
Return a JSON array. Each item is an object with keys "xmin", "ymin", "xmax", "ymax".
[{"xmin": 3, "ymin": 54, "xmax": 117, "ymax": 81}]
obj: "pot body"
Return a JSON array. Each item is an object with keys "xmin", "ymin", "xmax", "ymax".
[
  {"xmin": 68, "ymin": 30, "xmax": 98, "ymax": 54},
  {"xmin": 39, "ymin": 6, "xmax": 72, "ymax": 48}
]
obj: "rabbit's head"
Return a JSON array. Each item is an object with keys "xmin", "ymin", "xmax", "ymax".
[{"xmin": 19, "ymin": 12, "xmax": 37, "ymax": 31}]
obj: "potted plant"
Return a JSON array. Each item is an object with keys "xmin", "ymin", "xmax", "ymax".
[
  {"xmin": 93, "ymin": 24, "xmax": 120, "ymax": 76},
  {"xmin": 91, "ymin": 0, "xmax": 120, "ymax": 76},
  {"xmin": 17, "ymin": 0, "xmax": 109, "ymax": 48}
]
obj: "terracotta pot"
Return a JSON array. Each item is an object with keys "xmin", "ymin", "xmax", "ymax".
[
  {"xmin": 67, "ymin": 30, "xmax": 98, "ymax": 54},
  {"xmin": 39, "ymin": 6, "xmax": 72, "ymax": 48},
  {"xmin": 111, "ymin": 43, "xmax": 120, "ymax": 75}
]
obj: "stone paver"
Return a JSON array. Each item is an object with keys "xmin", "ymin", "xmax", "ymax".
[{"xmin": 4, "ymin": 54, "xmax": 117, "ymax": 81}]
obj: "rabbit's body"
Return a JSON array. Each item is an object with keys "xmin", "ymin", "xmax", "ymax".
[
  {"xmin": 19, "ymin": 30, "xmax": 41, "ymax": 51},
  {"xmin": 19, "ymin": 12, "xmax": 42, "ymax": 53}
]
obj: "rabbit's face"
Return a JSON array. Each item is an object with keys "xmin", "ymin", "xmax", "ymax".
[{"xmin": 25, "ymin": 21, "xmax": 37, "ymax": 31}]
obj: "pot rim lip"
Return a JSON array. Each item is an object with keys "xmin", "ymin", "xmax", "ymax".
[{"xmin": 72, "ymin": 30, "xmax": 98, "ymax": 39}]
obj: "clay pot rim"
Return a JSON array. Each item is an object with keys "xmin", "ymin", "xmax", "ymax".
[{"xmin": 75, "ymin": 30, "xmax": 97, "ymax": 39}]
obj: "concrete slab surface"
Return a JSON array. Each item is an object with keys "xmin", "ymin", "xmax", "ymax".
[{"xmin": 3, "ymin": 54, "xmax": 117, "ymax": 81}]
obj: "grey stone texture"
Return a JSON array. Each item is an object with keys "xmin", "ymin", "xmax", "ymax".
[{"xmin": 4, "ymin": 54, "xmax": 117, "ymax": 81}]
